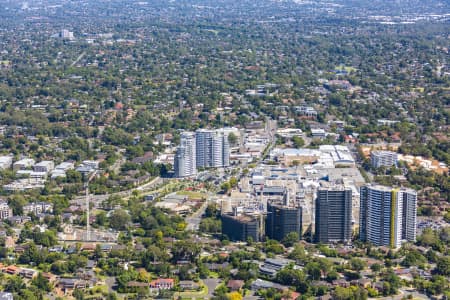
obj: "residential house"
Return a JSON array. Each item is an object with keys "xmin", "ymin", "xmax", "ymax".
[
  {"xmin": 19, "ymin": 268, "xmax": 38, "ymax": 279},
  {"xmin": 150, "ymin": 278, "xmax": 174, "ymax": 290},
  {"xmin": 227, "ymin": 280, "xmax": 245, "ymax": 291},
  {"xmin": 4, "ymin": 265, "xmax": 19, "ymax": 275},
  {"xmin": 13, "ymin": 158, "xmax": 35, "ymax": 171},
  {"xmin": 58, "ymin": 278, "xmax": 87, "ymax": 290}
]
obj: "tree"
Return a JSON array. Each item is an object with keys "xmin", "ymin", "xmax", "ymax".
[
  {"xmin": 305, "ymin": 262, "xmax": 322, "ymax": 280},
  {"xmin": 109, "ymin": 209, "xmax": 131, "ymax": 231},
  {"xmin": 349, "ymin": 258, "xmax": 367, "ymax": 271},
  {"xmin": 282, "ymin": 232, "xmax": 299, "ymax": 247},
  {"xmin": 370, "ymin": 263, "xmax": 382, "ymax": 273},
  {"xmin": 32, "ymin": 273, "xmax": 51, "ymax": 292},
  {"xmin": 227, "ymin": 292, "xmax": 243, "ymax": 300},
  {"xmin": 334, "ymin": 286, "xmax": 353, "ymax": 300},
  {"xmin": 221, "ymin": 182, "xmax": 231, "ymax": 193},
  {"xmin": 444, "ymin": 211, "xmax": 450, "ymax": 223},
  {"xmin": 288, "ymin": 244, "xmax": 307, "ymax": 262},
  {"xmin": 229, "ymin": 177, "xmax": 238, "ymax": 188},
  {"xmin": 228, "ymin": 132, "xmax": 238, "ymax": 146},
  {"xmin": 5, "ymin": 276, "xmax": 25, "ymax": 293},
  {"xmin": 402, "ymin": 251, "xmax": 426, "ymax": 267},
  {"xmin": 106, "ymin": 292, "xmax": 118, "ymax": 300},
  {"xmin": 95, "ymin": 211, "xmax": 107, "ymax": 227},
  {"xmin": 292, "ymin": 136, "xmax": 305, "ymax": 148},
  {"xmin": 73, "ymin": 288, "xmax": 84, "ymax": 300},
  {"xmin": 436, "ymin": 256, "xmax": 450, "ymax": 276}
]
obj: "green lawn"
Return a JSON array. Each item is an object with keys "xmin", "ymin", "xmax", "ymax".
[
  {"xmin": 176, "ymin": 190, "xmax": 207, "ymax": 199},
  {"xmin": 173, "ymin": 281, "xmax": 208, "ymax": 299}
]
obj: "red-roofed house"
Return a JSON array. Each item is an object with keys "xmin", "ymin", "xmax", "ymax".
[
  {"xmin": 150, "ymin": 278, "xmax": 174, "ymax": 290},
  {"xmin": 227, "ymin": 280, "xmax": 244, "ymax": 291},
  {"xmin": 4, "ymin": 265, "xmax": 19, "ymax": 275}
]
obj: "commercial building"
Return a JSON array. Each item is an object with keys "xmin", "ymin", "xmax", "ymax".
[
  {"xmin": 33, "ymin": 160, "xmax": 55, "ymax": 173},
  {"xmin": 311, "ymin": 128, "xmax": 326, "ymax": 139},
  {"xmin": 174, "ymin": 132, "xmax": 197, "ymax": 178},
  {"xmin": 276, "ymin": 128, "xmax": 304, "ymax": 139},
  {"xmin": 195, "ymin": 129, "xmax": 230, "ymax": 168},
  {"xmin": 315, "ymin": 185, "xmax": 352, "ymax": 243},
  {"xmin": 269, "ymin": 148, "xmax": 321, "ymax": 166},
  {"xmin": 221, "ymin": 212, "xmax": 260, "ymax": 242},
  {"xmin": 270, "ymin": 145, "xmax": 355, "ymax": 167},
  {"xmin": 370, "ymin": 151, "xmax": 398, "ymax": 168},
  {"xmin": 359, "ymin": 185, "xmax": 417, "ymax": 248},
  {"xmin": 59, "ymin": 29, "xmax": 74, "ymax": 40},
  {"xmin": 266, "ymin": 201, "xmax": 302, "ymax": 242},
  {"xmin": 0, "ymin": 156, "xmax": 13, "ymax": 170}
]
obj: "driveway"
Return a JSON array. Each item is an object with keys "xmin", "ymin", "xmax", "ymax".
[{"xmin": 204, "ymin": 278, "xmax": 221, "ymax": 298}]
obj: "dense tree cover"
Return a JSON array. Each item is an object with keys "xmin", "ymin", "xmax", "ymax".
[{"xmin": 0, "ymin": 0, "xmax": 447, "ymax": 298}]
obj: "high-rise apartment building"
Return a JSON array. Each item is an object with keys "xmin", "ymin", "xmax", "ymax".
[
  {"xmin": 174, "ymin": 132, "xmax": 197, "ymax": 178},
  {"xmin": 196, "ymin": 129, "xmax": 230, "ymax": 168},
  {"xmin": 221, "ymin": 213, "xmax": 260, "ymax": 242},
  {"xmin": 315, "ymin": 185, "xmax": 352, "ymax": 243},
  {"xmin": 359, "ymin": 185, "xmax": 417, "ymax": 248},
  {"xmin": 266, "ymin": 201, "xmax": 302, "ymax": 242},
  {"xmin": 400, "ymin": 189, "xmax": 418, "ymax": 242}
]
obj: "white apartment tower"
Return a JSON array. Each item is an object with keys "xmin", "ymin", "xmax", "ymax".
[
  {"xmin": 359, "ymin": 185, "xmax": 417, "ymax": 248},
  {"xmin": 195, "ymin": 129, "xmax": 230, "ymax": 168},
  {"xmin": 174, "ymin": 132, "xmax": 197, "ymax": 178}
]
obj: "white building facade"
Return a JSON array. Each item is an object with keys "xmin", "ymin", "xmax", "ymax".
[
  {"xmin": 195, "ymin": 129, "xmax": 230, "ymax": 168},
  {"xmin": 174, "ymin": 132, "xmax": 197, "ymax": 178},
  {"xmin": 360, "ymin": 185, "xmax": 417, "ymax": 248},
  {"xmin": 370, "ymin": 151, "xmax": 398, "ymax": 168}
]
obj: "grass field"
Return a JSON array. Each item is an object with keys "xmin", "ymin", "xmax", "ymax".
[
  {"xmin": 173, "ymin": 280, "xmax": 208, "ymax": 299},
  {"xmin": 176, "ymin": 190, "xmax": 207, "ymax": 199}
]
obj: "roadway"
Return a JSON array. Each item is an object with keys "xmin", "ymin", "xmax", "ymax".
[
  {"xmin": 203, "ymin": 278, "xmax": 221, "ymax": 299},
  {"xmin": 70, "ymin": 51, "xmax": 86, "ymax": 67},
  {"xmin": 185, "ymin": 192, "xmax": 214, "ymax": 231},
  {"xmin": 372, "ymin": 288, "xmax": 430, "ymax": 300}
]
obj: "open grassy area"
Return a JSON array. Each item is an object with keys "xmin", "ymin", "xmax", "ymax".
[
  {"xmin": 173, "ymin": 280, "xmax": 208, "ymax": 299},
  {"xmin": 176, "ymin": 190, "xmax": 207, "ymax": 199},
  {"xmin": 335, "ymin": 65, "xmax": 357, "ymax": 72}
]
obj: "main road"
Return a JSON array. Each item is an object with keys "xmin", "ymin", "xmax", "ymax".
[{"xmin": 185, "ymin": 192, "xmax": 215, "ymax": 231}]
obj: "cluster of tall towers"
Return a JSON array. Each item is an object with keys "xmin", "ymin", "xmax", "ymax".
[
  {"xmin": 174, "ymin": 129, "xmax": 230, "ymax": 178},
  {"xmin": 220, "ymin": 183, "xmax": 417, "ymax": 249},
  {"xmin": 315, "ymin": 184, "xmax": 417, "ymax": 248}
]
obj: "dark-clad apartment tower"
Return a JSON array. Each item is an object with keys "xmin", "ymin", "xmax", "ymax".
[
  {"xmin": 266, "ymin": 201, "xmax": 302, "ymax": 241},
  {"xmin": 221, "ymin": 213, "xmax": 260, "ymax": 242},
  {"xmin": 315, "ymin": 185, "xmax": 352, "ymax": 243}
]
